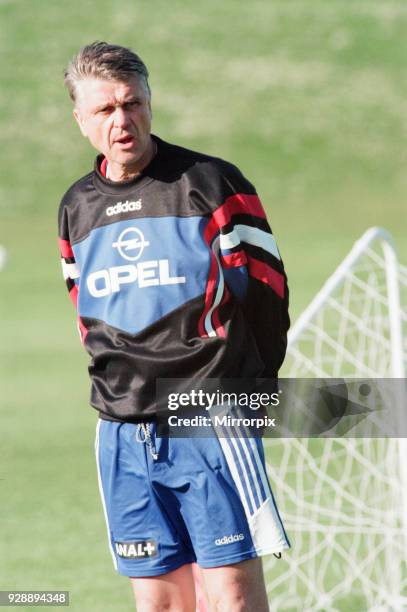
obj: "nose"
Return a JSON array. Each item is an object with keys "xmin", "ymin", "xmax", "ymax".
[{"xmin": 113, "ymin": 106, "xmax": 130, "ymax": 128}]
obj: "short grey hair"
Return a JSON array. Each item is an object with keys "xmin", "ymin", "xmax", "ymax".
[{"xmin": 64, "ymin": 41, "xmax": 150, "ymax": 103}]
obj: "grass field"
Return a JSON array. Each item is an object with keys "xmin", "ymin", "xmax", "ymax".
[{"xmin": 1, "ymin": 1, "xmax": 407, "ymax": 610}]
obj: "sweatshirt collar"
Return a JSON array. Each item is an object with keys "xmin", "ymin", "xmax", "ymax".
[{"xmin": 93, "ymin": 134, "xmax": 162, "ymax": 195}]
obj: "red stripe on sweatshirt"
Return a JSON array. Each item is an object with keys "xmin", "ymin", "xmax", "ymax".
[
  {"xmin": 203, "ymin": 216, "xmax": 219, "ymax": 245},
  {"xmin": 198, "ymin": 249, "xmax": 220, "ymax": 337},
  {"xmin": 204, "ymin": 194, "xmax": 267, "ymax": 246},
  {"xmin": 212, "ymin": 194, "xmax": 266, "ymax": 228},
  {"xmin": 212, "ymin": 284, "xmax": 230, "ymax": 337},
  {"xmin": 59, "ymin": 237, "xmax": 74, "ymax": 259},
  {"xmin": 100, "ymin": 158, "xmax": 108, "ymax": 177},
  {"xmin": 220, "ymin": 250, "xmax": 248, "ymax": 269},
  {"xmin": 199, "ymin": 194, "xmax": 269, "ymax": 336},
  {"xmin": 247, "ymin": 256, "xmax": 285, "ymax": 299}
]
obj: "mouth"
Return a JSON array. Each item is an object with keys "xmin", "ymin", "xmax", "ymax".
[{"xmin": 114, "ymin": 135, "xmax": 136, "ymax": 148}]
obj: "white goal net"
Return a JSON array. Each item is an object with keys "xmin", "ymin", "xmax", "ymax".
[{"xmin": 264, "ymin": 228, "xmax": 407, "ymax": 611}]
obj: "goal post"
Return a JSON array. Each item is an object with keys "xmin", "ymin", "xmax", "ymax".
[
  {"xmin": 0, "ymin": 245, "xmax": 7, "ymax": 271},
  {"xmin": 288, "ymin": 227, "xmax": 405, "ymax": 378},
  {"xmin": 264, "ymin": 227, "xmax": 407, "ymax": 611}
]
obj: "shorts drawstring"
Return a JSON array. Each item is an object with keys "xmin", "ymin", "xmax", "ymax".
[{"xmin": 135, "ymin": 423, "xmax": 159, "ymax": 461}]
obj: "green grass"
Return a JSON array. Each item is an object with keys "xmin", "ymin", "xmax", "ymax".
[{"xmin": 1, "ymin": 1, "xmax": 406, "ymax": 609}]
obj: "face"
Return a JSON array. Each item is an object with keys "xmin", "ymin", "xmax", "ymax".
[{"xmin": 73, "ymin": 76, "xmax": 152, "ymax": 172}]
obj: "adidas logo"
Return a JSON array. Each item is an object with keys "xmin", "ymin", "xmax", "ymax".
[
  {"xmin": 106, "ymin": 200, "xmax": 142, "ymax": 216},
  {"xmin": 215, "ymin": 533, "xmax": 245, "ymax": 546}
]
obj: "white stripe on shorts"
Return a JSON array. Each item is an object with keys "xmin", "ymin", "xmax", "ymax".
[
  {"xmin": 218, "ymin": 433, "xmax": 289, "ymax": 555},
  {"xmin": 95, "ymin": 420, "xmax": 118, "ymax": 570},
  {"xmin": 236, "ymin": 436, "xmax": 266, "ymax": 508},
  {"xmin": 218, "ymin": 436, "xmax": 252, "ymax": 518},
  {"xmin": 229, "ymin": 437, "xmax": 259, "ymax": 514}
]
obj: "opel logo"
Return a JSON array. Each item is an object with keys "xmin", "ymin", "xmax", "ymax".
[{"xmin": 112, "ymin": 227, "xmax": 150, "ymax": 261}]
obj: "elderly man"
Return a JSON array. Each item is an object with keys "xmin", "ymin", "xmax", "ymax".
[{"xmin": 59, "ymin": 41, "xmax": 290, "ymax": 611}]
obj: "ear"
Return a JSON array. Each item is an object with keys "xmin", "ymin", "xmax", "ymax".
[{"xmin": 73, "ymin": 108, "xmax": 88, "ymax": 138}]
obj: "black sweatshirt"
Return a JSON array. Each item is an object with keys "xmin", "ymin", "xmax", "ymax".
[{"xmin": 58, "ymin": 135, "xmax": 289, "ymax": 422}]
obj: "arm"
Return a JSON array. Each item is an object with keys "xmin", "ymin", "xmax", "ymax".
[
  {"xmin": 216, "ymin": 167, "xmax": 290, "ymax": 377},
  {"xmin": 58, "ymin": 203, "xmax": 88, "ymax": 344}
]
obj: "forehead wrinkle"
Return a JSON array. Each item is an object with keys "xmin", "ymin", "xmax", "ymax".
[
  {"xmin": 76, "ymin": 78, "xmax": 148, "ymax": 112},
  {"xmin": 92, "ymin": 93, "xmax": 143, "ymax": 113}
]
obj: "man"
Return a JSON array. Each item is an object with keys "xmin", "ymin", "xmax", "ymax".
[{"xmin": 59, "ymin": 41, "xmax": 290, "ymax": 611}]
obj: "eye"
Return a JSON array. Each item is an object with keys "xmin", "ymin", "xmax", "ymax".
[
  {"xmin": 124, "ymin": 100, "xmax": 141, "ymax": 110},
  {"xmin": 96, "ymin": 105, "xmax": 114, "ymax": 115}
]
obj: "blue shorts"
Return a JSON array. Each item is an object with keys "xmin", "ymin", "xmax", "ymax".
[{"xmin": 95, "ymin": 418, "xmax": 290, "ymax": 577}]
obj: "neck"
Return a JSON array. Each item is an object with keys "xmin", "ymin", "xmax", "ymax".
[{"xmin": 106, "ymin": 138, "xmax": 156, "ymax": 182}]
